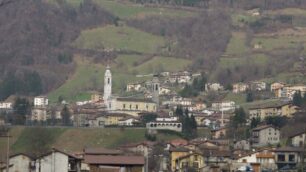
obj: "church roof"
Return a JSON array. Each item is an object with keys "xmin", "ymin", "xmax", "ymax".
[{"xmin": 116, "ymin": 98, "xmax": 155, "ymax": 103}]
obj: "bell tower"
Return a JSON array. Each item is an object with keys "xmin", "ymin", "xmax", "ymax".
[
  {"xmin": 104, "ymin": 65, "xmax": 112, "ymax": 108},
  {"xmin": 152, "ymin": 75, "xmax": 159, "ymax": 109}
]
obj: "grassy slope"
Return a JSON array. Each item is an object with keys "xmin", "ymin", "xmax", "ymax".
[
  {"xmin": 92, "ymin": 0, "xmax": 195, "ymax": 19},
  {"xmin": 73, "ymin": 25, "xmax": 165, "ymax": 54},
  {"xmin": 0, "ymin": 127, "xmax": 209, "ymax": 155},
  {"xmin": 48, "ymin": 55, "xmax": 191, "ymax": 102}
]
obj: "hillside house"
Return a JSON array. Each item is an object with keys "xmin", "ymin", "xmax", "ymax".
[
  {"xmin": 91, "ymin": 92, "xmax": 102, "ymax": 103},
  {"xmin": 35, "ymin": 148, "xmax": 82, "ymax": 172},
  {"xmin": 274, "ymin": 147, "xmax": 305, "ymax": 170},
  {"xmin": 34, "ymin": 96, "xmax": 48, "ymax": 107},
  {"xmin": 211, "ymin": 101, "xmax": 236, "ymax": 111},
  {"xmin": 0, "ymin": 102, "xmax": 12, "ymax": 110},
  {"xmin": 271, "ymin": 82, "xmax": 285, "ymax": 97},
  {"xmin": 31, "ymin": 107, "xmax": 48, "ymax": 122},
  {"xmin": 174, "ymin": 152, "xmax": 205, "ymax": 172},
  {"xmin": 126, "ymin": 82, "xmax": 143, "ymax": 92},
  {"xmin": 120, "ymin": 141, "xmax": 155, "ymax": 157},
  {"xmin": 5, "ymin": 153, "xmax": 34, "ymax": 172},
  {"xmin": 276, "ymin": 84, "xmax": 306, "ymax": 99},
  {"xmin": 250, "ymin": 81, "xmax": 267, "ymax": 91},
  {"xmin": 234, "ymin": 140, "xmax": 251, "ymax": 151},
  {"xmin": 251, "ymin": 125, "xmax": 280, "ymax": 147},
  {"xmin": 118, "ymin": 116, "xmax": 140, "ymax": 126},
  {"xmin": 83, "ymin": 147, "xmax": 145, "ymax": 172},
  {"xmin": 288, "ymin": 128, "xmax": 306, "ymax": 147},
  {"xmin": 233, "ymin": 83, "xmax": 249, "ymax": 93},
  {"xmin": 205, "ymin": 83, "xmax": 224, "ymax": 92},
  {"xmin": 249, "ymin": 101, "xmax": 297, "ymax": 120},
  {"xmin": 211, "ymin": 127, "xmax": 227, "ymax": 139}
]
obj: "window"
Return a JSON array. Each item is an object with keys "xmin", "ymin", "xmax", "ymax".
[
  {"xmin": 107, "ymin": 78, "xmax": 110, "ymax": 84},
  {"xmin": 289, "ymin": 154, "xmax": 295, "ymax": 162},
  {"xmin": 136, "ymin": 104, "xmax": 138, "ymax": 110},
  {"xmin": 130, "ymin": 104, "xmax": 132, "ymax": 109},
  {"xmin": 123, "ymin": 104, "xmax": 126, "ymax": 109},
  {"xmin": 277, "ymin": 154, "xmax": 285, "ymax": 162}
]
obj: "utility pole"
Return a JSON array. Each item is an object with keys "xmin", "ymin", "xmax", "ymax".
[{"xmin": 0, "ymin": 128, "xmax": 10, "ymax": 172}]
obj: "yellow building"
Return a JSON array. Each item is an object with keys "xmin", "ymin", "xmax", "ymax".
[
  {"xmin": 91, "ymin": 92, "xmax": 102, "ymax": 102},
  {"xmin": 249, "ymin": 101, "xmax": 297, "ymax": 120},
  {"xmin": 170, "ymin": 147, "xmax": 190, "ymax": 171},
  {"xmin": 175, "ymin": 153, "xmax": 205, "ymax": 172},
  {"xmin": 113, "ymin": 98, "xmax": 157, "ymax": 116},
  {"xmin": 104, "ymin": 113, "xmax": 132, "ymax": 126}
]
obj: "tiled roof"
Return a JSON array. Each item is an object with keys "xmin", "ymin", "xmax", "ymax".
[
  {"xmin": 252, "ymin": 125, "xmax": 275, "ymax": 131},
  {"xmin": 116, "ymin": 97, "xmax": 155, "ymax": 103},
  {"xmin": 84, "ymin": 155, "xmax": 145, "ymax": 165}
]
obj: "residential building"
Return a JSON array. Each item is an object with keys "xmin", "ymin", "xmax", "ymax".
[
  {"xmin": 120, "ymin": 141, "xmax": 155, "ymax": 157},
  {"xmin": 211, "ymin": 127, "xmax": 227, "ymax": 139},
  {"xmin": 249, "ymin": 101, "xmax": 297, "ymax": 120},
  {"xmin": 35, "ymin": 148, "xmax": 82, "ymax": 172},
  {"xmin": 126, "ymin": 82, "xmax": 143, "ymax": 92},
  {"xmin": 233, "ymin": 83, "xmax": 249, "ymax": 93},
  {"xmin": 211, "ymin": 101, "xmax": 236, "ymax": 111},
  {"xmin": 31, "ymin": 107, "xmax": 48, "ymax": 122},
  {"xmin": 205, "ymin": 83, "xmax": 224, "ymax": 92},
  {"xmin": 174, "ymin": 152, "xmax": 205, "ymax": 172},
  {"xmin": 274, "ymin": 147, "xmax": 305, "ymax": 170},
  {"xmin": 5, "ymin": 153, "xmax": 34, "ymax": 172},
  {"xmin": 250, "ymin": 81, "xmax": 266, "ymax": 91},
  {"xmin": 234, "ymin": 140, "xmax": 251, "ymax": 151},
  {"xmin": 170, "ymin": 147, "xmax": 190, "ymax": 171},
  {"xmin": 34, "ymin": 96, "xmax": 48, "ymax": 107},
  {"xmin": 251, "ymin": 125, "xmax": 280, "ymax": 147},
  {"xmin": 91, "ymin": 92, "xmax": 102, "ymax": 103},
  {"xmin": 118, "ymin": 117, "xmax": 140, "ymax": 126},
  {"xmin": 277, "ymin": 85, "xmax": 306, "ymax": 99},
  {"xmin": 288, "ymin": 128, "xmax": 306, "ymax": 147},
  {"xmin": 0, "ymin": 102, "xmax": 12, "ymax": 110},
  {"xmin": 83, "ymin": 147, "xmax": 145, "ymax": 172}
]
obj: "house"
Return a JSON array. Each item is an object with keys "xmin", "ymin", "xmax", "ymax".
[
  {"xmin": 120, "ymin": 141, "xmax": 155, "ymax": 157},
  {"xmin": 126, "ymin": 82, "xmax": 143, "ymax": 92},
  {"xmin": 274, "ymin": 147, "xmax": 305, "ymax": 170},
  {"xmin": 35, "ymin": 148, "xmax": 82, "ymax": 172},
  {"xmin": 174, "ymin": 152, "xmax": 205, "ymax": 172},
  {"xmin": 0, "ymin": 102, "xmax": 12, "ymax": 110},
  {"xmin": 249, "ymin": 101, "xmax": 297, "ymax": 120},
  {"xmin": 118, "ymin": 117, "xmax": 140, "ymax": 126},
  {"xmin": 105, "ymin": 113, "xmax": 134, "ymax": 126},
  {"xmin": 88, "ymin": 115, "xmax": 106, "ymax": 127},
  {"xmin": 234, "ymin": 140, "xmax": 251, "ymax": 151},
  {"xmin": 31, "ymin": 107, "xmax": 48, "ymax": 122},
  {"xmin": 277, "ymin": 84, "xmax": 306, "ymax": 99},
  {"xmin": 211, "ymin": 127, "xmax": 227, "ymax": 139},
  {"xmin": 4, "ymin": 153, "xmax": 34, "ymax": 172},
  {"xmin": 111, "ymin": 98, "xmax": 157, "ymax": 115},
  {"xmin": 205, "ymin": 83, "xmax": 224, "ymax": 92},
  {"xmin": 250, "ymin": 81, "xmax": 266, "ymax": 91},
  {"xmin": 0, "ymin": 118, "xmax": 5, "ymax": 126},
  {"xmin": 288, "ymin": 128, "xmax": 306, "ymax": 147},
  {"xmin": 83, "ymin": 147, "xmax": 145, "ymax": 172},
  {"xmin": 251, "ymin": 125, "xmax": 280, "ymax": 147},
  {"xmin": 211, "ymin": 101, "xmax": 236, "ymax": 112},
  {"xmin": 169, "ymin": 147, "xmax": 190, "ymax": 171},
  {"xmin": 233, "ymin": 83, "xmax": 249, "ymax": 93},
  {"xmin": 159, "ymin": 86, "xmax": 171, "ymax": 95},
  {"xmin": 234, "ymin": 149, "xmax": 277, "ymax": 171},
  {"xmin": 34, "ymin": 96, "xmax": 48, "ymax": 107},
  {"xmin": 271, "ymin": 82, "xmax": 285, "ymax": 97},
  {"xmin": 91, "ymin": 92, "xmax": 102, "ymax": 103}
]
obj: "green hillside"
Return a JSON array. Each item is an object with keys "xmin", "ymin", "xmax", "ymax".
[{"xmin": 0, "ymin": 127, "xmax": 209, "ymax": 158}]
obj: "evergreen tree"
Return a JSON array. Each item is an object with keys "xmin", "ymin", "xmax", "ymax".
[
  {"xmin": 246, "ymin": 91, "xmax": 254, "ymax": 102},
  {"xmin": 232, "ymin": 108, "xmax": 246, "ymax": 128},
  {"xmin": 250, "ymin": 117, "xmax": 260, "ymax": 129},
  {"xmin": 13, "ymin": 97, "xmax": 31, "ymax": 125},
  {"xmin": 293, "ymin": 91, "xmax": 303, "ymax": 107},
  {"xmin": 61, "ymin": 105, "xmax": 71, "ymax": 126}
]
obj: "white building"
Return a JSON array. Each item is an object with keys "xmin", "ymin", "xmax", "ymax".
[
  {"xmin": 251, "ymin": 125, "xmax": 280, "ymax": 147},
  {"xmin": 279, "ymin": 85, "xmax": 306, "ymax": 100},
  {"xmin": 146, "ymin": 121, "xmax": 182, "ymax": 132},
  {"xmin": 34, "ymin": 96, "xmax": 48, "ymax": 107},
  {"xmin": 156, "ymin": 116, "xmax": 178, "ymax": 122},
  {"xmin": 35, "ymin": 148, "xmax": 81, "ymax": 172},
  {"xmin": 233, "ymin": 83, "xmax": 249, "ymax": 93},
  {"xmin": 118, "ymin": 117, "xmax": 139, "ymax": 126},
  {"xmin": 205, "ymin": 83, "xmax": 224, "ymax": 92},
  {"xmin": 6, "ymin": 153, "xmax": 33, "ymax": 172},
  {"xmin": 104, "ymin": 65, "xmax": 112, "ymax": 110},
  {"xmin": 211, "ymin": 101, "xmax": 236, "ymax": 111},
  {"xmin": 0, "ymin": 102, "xmax": 12, "ymax": 109}
]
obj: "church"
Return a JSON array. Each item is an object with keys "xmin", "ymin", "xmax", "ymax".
[{"xmin": 103, "ymin": 65, "xmax": 159, "ymax": 116}]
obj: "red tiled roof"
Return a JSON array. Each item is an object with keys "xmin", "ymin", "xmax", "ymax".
[{"xmin": 84, "ymin": 155, "xmax": 145, "ymax": 165}]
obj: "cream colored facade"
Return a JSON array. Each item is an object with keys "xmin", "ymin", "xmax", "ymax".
[
  {"xmin": 112, "ymin": 98, "xmax": 157, "ymax": 113},
  {"xmin": 31, "ymin": 108, "xmax": 48, "ymax": 121},
  {"xmin": 175, "ymin": 153, "xmax": 205, "ymax": 172},
  {"xmin": 249, "ymin": 103, "xmax": 297, "ymax": 120}
]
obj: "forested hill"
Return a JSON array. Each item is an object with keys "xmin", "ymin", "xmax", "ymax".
[
  {"xmin": 0, "ymin": 0, "xmax": 306, "ymax": 101},
  {"xmin": 0, "ymin": 0, "xmax": 115, "ymax": 100}
]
